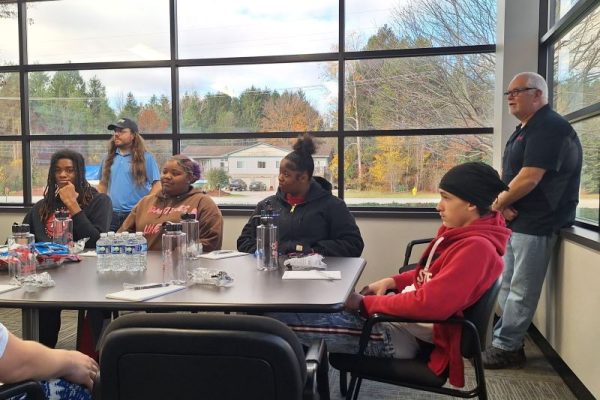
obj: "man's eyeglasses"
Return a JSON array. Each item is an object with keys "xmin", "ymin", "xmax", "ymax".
[{"xmin": 503, "ymin": 87, "xmax": 537, "ymax": 97}]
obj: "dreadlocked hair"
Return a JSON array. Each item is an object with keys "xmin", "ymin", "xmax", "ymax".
[
  {"xmin": 99, "ymin": 132, "xmax": 148, "ymax": 188},
  {"xmin": 39, "ymin": 149, "xmax": 94, "ymax": 223},
  {"xmin": 283, "ymin": 133, "xmax": 317, "ymax": 177}
]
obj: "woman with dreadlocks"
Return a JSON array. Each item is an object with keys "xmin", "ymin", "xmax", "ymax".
[
  {"xmin": 23, "ymin": 149, "xmax": 111, "ymax": 349},
  {"xmin": 118, "ymin": 154, "xmax": 223, "ymax": 252}
]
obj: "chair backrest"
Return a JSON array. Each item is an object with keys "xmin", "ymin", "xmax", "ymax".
[
  {"xmin": 460, "ymin": 277, "xmax": 501, "ymax": 358},
  {"xmin": 99, "ymin": 313, "xmax": 307, "ymax": 400}
]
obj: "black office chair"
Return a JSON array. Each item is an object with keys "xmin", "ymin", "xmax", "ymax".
[
  {"xmin": 330, "ymin": 278, "xmax": 501, "ymax": 400},
  {"xmin": 95, "ymin": 313, "xmax": 329, "ymax": 400},
  {"xmin": 399, "ymin": 238, "xmax": 433, "ymax": 273},
  {"xmin": 0, "ymin": 380, "xmax": 45, "ymax": 400}
]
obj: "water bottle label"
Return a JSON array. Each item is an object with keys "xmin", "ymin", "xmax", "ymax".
[
  {"xmin": 125, "ymin": 245, "xmax": 135, "ymax": 255},
  {"xmin": 97, "ymin": 245, "xmax": 108, "ymax": 255}
]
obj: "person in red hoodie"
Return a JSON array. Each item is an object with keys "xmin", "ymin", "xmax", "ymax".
[{"xmin": 270, "ymin": 162, "xmax": 511, "ymax": 388}]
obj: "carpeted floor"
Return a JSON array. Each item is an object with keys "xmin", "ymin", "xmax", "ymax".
[{"xmin": 1, "ymin": 308, "xmax": 576, "ymax": 399}]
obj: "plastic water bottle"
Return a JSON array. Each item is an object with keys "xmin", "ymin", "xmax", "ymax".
[
  {"xmin": 181, "ymin": 213, "xmax": 202, "ymax": 259},
  {"xmin": 111, "ymin": 232, "xmax": 126, "ymax": 271},
  {"xmin": 8, "ymin": 223, "xmax": 37, "ymax": 278},
  {"xmin": 124, "ymin": 233, "xmax": 139, "ymax": 272},
  {"xmin": 135, "ymin": 232, "xmax": 147, "ymax": 271},
  {"xmin": 106, "ymin": 232, "xmax": 115, "ymax": 271},
  {"xmin": 96, "ymin": 232, "xmax": 110, "ymax": 272},
  {"xmin": 162, "ymin": 223, "xmax": 187, "ymax": 283},
  {"xmin": 52, "ymin": 210, "xmax": 73, "ymax": 249}
]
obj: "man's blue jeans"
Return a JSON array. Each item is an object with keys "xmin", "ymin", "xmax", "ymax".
[
  {"xmin": 492, "ymin": 232, "xmax": 557, "ymax": 351},
  {"xmin": 268, "ymin": 311, "xmax": 432, "ymax": 359}
]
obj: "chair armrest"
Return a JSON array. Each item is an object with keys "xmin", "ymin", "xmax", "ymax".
[
  {"xmin": 357, "ymin": 313, "xmax": 479, "ymax": 355},
  {"xmin": 402, "ymin": 238, "xmax": 433, "ymax": 267},
  {"xmin": 0, "ymin": 380, "xmax": 45, "ymax": 400},
  {"xmin": 305, "ymin": 339, "xmax": 326, "ymax": 365},
  {"xmin": 92, "ymin": 372, "xmax": 101, "ymax": 400},
  {"xmin": 304, "ymin": 339, "xmax": 328, "ymax": 400}
]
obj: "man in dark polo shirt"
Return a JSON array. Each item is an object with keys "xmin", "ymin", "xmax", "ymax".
[{"xmin": 482, "ymin": 72, "xmax": 582, "ymax": 369}]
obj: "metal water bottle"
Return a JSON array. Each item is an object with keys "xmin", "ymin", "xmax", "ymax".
[
  {"xmin": 256, "ymin": 205, "xmax": 278, "ymax": 271},
  {"xmin": 162, "ymin": 222, "xmax": 188, "ymax": 283},
  {"xmin": 52, "ymin": 210, "xmax": 73, "ymax": 248},
  {"xmin": 180, "ymin": 213, "xmax": 202, "ymax": 259}
]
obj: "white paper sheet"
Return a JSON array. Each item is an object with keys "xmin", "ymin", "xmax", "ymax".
[
  {"xmin": 282, "ymin": 270, "xmax": 341, "ymax": 280},
  {"xmin": 0, "ymin": 285, "xmax": 20, "ymax": 294},
  {"xmin": 106, "ymin": 285, "xmax": 186, "ymax": 301}
]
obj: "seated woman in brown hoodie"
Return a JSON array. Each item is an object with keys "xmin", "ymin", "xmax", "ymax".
[{"xmin": 118, "ymin": 155, "xmax": 223, "ymax": 252}]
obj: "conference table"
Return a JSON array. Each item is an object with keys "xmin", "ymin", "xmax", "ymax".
[{"xmin": 0, "ymin": 252, "xmax": 366, "ymax": 341}]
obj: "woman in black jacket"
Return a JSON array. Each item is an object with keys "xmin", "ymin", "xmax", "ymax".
[
  {"xmin": 237, "ymin": 135, "xmax": 364, "ymax": 257},
  {"xmin": 24, "ymin": 149, "xmax": 111, "ymax": 349}
]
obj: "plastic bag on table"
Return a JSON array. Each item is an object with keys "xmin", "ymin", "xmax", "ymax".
[{"xmin": 189, "ymin": 268, "xmax": 234, "ymax": 287}]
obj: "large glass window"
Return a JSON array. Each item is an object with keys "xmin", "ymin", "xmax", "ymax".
[
  {"xmin": 554, "ymin": 0, "xmax": 579, "ymax": 21},
  {"xmin": 0, "ymin": 72, "xmax": 20, "ymax": 135},
  {"xmin": 552, "ymin": 5, "xmax": 600, "ymax": 115},
  {"xmin": 544, "ymin": 2, "xmax": 599, "ymax": 227},
  {"xmin": 0, "ymin": 3, "xmax": 19, "ymax": 66},
  {"xmin": 29, "ymin": 69, "xmax": 172, "ymax": 135},
  {"xmin": 177, "ymin": 0, "xmax": 338, "ymax": 58},
  {"xmin": 345, "ymin": 54, "xmax": 495, "ymax": 130},
  {"xmin": 345, "ymin": 0, "xmax": 496, "ymax": 51},
  {"xmin": 572, "ymin": 116, "xmax": 599, "ymax": 225},
  {"xmin": 26, "ymin": 0, "xmax": 170, "ymax": 64},
  {"xmin": 341, "ymin": 134, "xmax": 492, "ymax": 206},
  {"xmin": 179, "ymin": 63, "xmax": 337, "ymax": 133},
  {"xmin": 0, "ymin": 142, "xmax": 23, "ymax": 204},
  {"xmin": 3, "ymin": 0, "xmax": 496, "ymax": 212}
]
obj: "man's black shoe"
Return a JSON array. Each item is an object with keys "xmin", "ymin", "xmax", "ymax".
[{"xmin": 482, "ymin": 346, "xmax": 526, "ymax": 369}]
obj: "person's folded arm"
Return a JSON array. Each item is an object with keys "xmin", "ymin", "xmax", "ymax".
[
  {"xmin": 0, "ymin": 332, "xmax": 97, "ymax": 390},
  {"xmin": 72, "ymin": 193, "xmax": 112, "ymax": 248},
  {"xmin": 494, "ymin": 166, "xmax": 545, "ymax": 211}
]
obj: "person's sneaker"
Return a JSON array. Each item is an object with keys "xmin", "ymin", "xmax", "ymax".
[{"xmin": 481, "ymin": 346, "xmax": 526, "ymax": 369}]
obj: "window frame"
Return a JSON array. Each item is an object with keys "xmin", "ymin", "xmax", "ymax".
[{"xmin": 0, "ymin": 0, "xmax": 496, "ymax": 217}]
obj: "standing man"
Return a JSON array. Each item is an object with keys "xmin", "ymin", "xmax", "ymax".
[
  {"xmin": 483, "ymin": 72, "xmax": 582, "ymax": 369},
  {"xmin": 98, "ymin": 118, "xmax": 161, "ymax": 231}
]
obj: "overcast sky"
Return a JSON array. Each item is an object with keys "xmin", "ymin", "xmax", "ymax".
[{"xmin": 0, "ymin": 0, "xmax": 403, "ymax": 113}]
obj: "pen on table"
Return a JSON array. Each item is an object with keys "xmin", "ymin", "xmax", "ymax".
[{"xmin": 131, "ymin": 283, "xmax": 170, "ymax": 290}]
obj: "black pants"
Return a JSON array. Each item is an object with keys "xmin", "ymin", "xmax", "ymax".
[
  {"xmin": 38, "ymin": 308, "xmax": 112, "ymax": 349},
  {"xmin": 110, "ymin": 211, "xmax": 130, "ymax": 232}
]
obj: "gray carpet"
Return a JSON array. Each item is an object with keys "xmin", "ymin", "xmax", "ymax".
[{"xmin": 1, "ymin": 308, "xmax": 576, "ymax": 399}]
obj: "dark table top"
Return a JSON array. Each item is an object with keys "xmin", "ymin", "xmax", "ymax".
[{"xmin": 0, "ymin": 252, "xmax": 366, "ymax": 313}]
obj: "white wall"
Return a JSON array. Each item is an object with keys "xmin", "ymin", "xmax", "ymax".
[{"xmin": 533, "ymin": 239, "xmax": 600, "ymax": 398}]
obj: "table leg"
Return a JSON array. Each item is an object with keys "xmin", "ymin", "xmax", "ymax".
[{"xmin": 22, "ymin": 308, "xmax": 39, "ymax": 341}]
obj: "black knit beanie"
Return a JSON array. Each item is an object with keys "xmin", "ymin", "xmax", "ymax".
[{"xmin": 439, "ymin": 162, "xmax": 509, "ymax": 209}]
